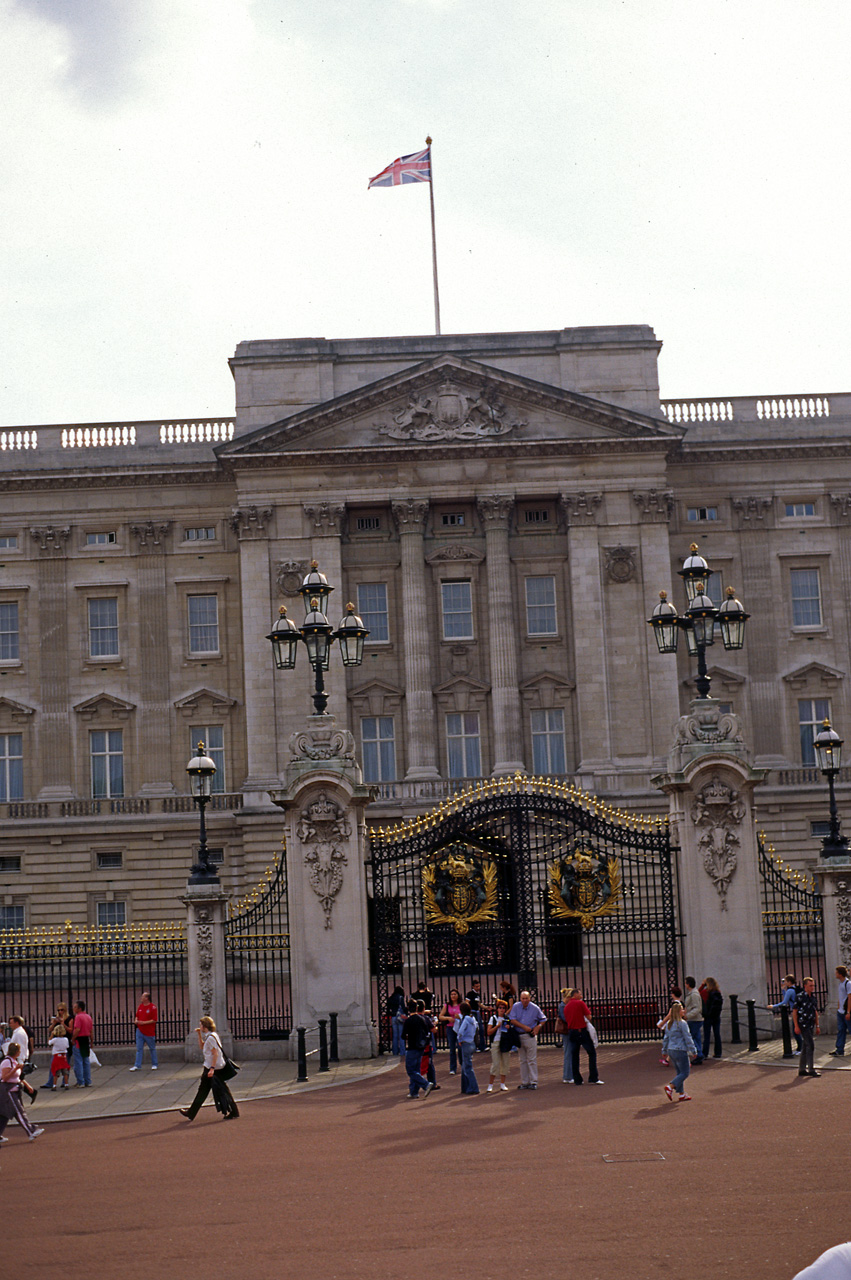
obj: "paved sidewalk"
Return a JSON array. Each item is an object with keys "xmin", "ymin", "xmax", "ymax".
[
  {"xmin": 28, "ymin": 1053, "xmax": 398, "ymax": 1123},
  {"xmin": 722, "ymin": 1030, "xmax": 850, "ymax": 1069}
]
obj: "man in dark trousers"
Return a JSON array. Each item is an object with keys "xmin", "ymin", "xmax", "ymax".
[
  {"xmin": 564, "ymin": 988, "xmax": 603, "ymax": 1086},
  {"xmin": 793, "ymin": 977, "xmax": 821, "ymax": 1078},
  {"xmin": 401, "ymin": 1000, "xmax": 434, "ymax": 1099}
]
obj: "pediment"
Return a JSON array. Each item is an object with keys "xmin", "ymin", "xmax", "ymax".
[
  {"xmin": 174, "ymin": 687, "xmax": 239, "ymax": 717},
  {"xmin": 218, "ymin": 355, "xmax": 680, "ymax": 461},
  {"xmin": 0, "ymin": 696, "xmax": 36, "ymax": 724},
  {"xmin": 434, "ymin": 674, "xmax": 491, "ymax": 696},
  {"xmin": 519, "ymin": 671, "xmax": 576, "ymax": 706},
  {"xmin": 683, "ymin": 665, "xmax": 747, "ymax": 693},
  {"xmin": 73, "ymin": 692, "xmax": 136, "ymax": 720},
  {"xmin": 348, "ymin": 679, "xmax": 404, "ymax": 716},
  {"xmin": 782, "ymin": 662, "xmax": 844, "ymax": 689}
]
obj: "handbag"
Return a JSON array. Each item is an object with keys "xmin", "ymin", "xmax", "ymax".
[
  {"xmin": 212, "ymin": 1033, "xmax": 241, "ymax": 1081},
  {"xmin": 585, "ymin": 1020, "xmax": 599, "ymax": 1048},
  {"xmin": 499, "ymin": 1025, "xmax": 519, "ymax": 1053},
  {"xmin": 554, "ymin": 1015, "xmax": 567, "ymax": 1035}
]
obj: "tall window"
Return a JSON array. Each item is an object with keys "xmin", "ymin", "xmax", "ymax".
[
  {"xmin": 525, "ymin": 576, "xmax": 557, "ymax": 635},
  {"xmin": 0, "ymin": 734, "xmax": 23, "ymax": 801},
  {"xmin": 531, "ymin": 709, "xmax": 566, "ymax": 775},
  {"xmin": 96, "ymin": 900, "xmax": 127, "ymax": 927},
  {"xmin": 188, "ymin": 595, "xmax": 219, "ymax": 653},
  {"xmin": 90, "ymin": 729, "xmax": 124, "ymax": 798},
  {"xmin": 799, "ymin": 699, "xmax": 831, "ymax": 765},
  {"xmin": 0, "ymin": 905, "xmax": 24, "ymax": 930},
  {"xmin": 88, "ymin": 598, "xmax": 119, "ymax": 657},
  {"xmin": 190, "ymin": 726, "xmax": 225, "ymax": 793},
  {"xmin": 790, "ymin": 569, "xmax": 822, "ymax": 628},
  {"xmin": 356, "ymin": 583, "xmax": 389, "ymax": 643},
  {"xmin": 0, "ymin": 603, "xmax": 19, "ymax": 661},
  {"xmin": 361, "ymin": 717, "xmax": 396, "ymax": 783},
  {"xmin": 446, "ymin": 712, "xmax": 481, "ymax": 778},
  {"xmin": 441, "ymin": 581, "xmax": 473, "ymax": 640}
]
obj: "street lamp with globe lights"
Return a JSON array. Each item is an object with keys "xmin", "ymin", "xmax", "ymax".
[
  {"xmin": 266, "ymin": 561, "xmax": 369, "ymax": 714},
  {"xmin": 813, "ymin": 719, "xmax": 849, "ymax": 862},
  {"xmin": 186, "ymin": 741, "xmax": 219, "ymax": 885}
]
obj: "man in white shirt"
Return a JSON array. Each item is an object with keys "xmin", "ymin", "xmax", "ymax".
[
  {"xmin": 793, "ymin": 1242, "xmax": 851, "ymax": 1278},
  {"xmin": 829, "ymin": 966, "xmax": 851, "ymax": 1056},
  {"xmin": 7, "ymin": 1016, "xmax": 37, "ymax": 1104}
]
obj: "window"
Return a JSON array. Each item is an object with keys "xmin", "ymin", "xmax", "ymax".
[
  {"xmin": 811, "ymin": 820, "xmax": 831, "ymax": 839},
  {"xmin": 0, "ymin": 536, "xmax": 18, "ymax": 550},
  {"xmin": 785, "ymin": 503, "xmax": 816, "ymax": 517},
  {"xmin": 441, "ymin": 512, "xmax": 465, "ymax": 527},
  {"xmin": 90, "ymin": 729, "xmax": 124, "ymax": 798},
  {"xmin": 185, "ymin": 527, "xmax": 216, "ymax": 541},
  {"xmin": 0, "ymin": 905, "xmax": 24, "ymax": 930},
  {"xmin": 361, "ymin": 717, "xmax": 396, "ymax": 782},
  {"xmin": 188, "ymin": 595, "xmax": 219, "ymax": 653},
  {"xmin": 190, "ymin": 726, "xmax": 225, "ymax": 793},
  {"xmin": 687, "ymin": 507, "xmax": 718, "ymax": 522},
  {"xmin": 0, "ymin": 734, "xmax": 23, "ymax": 801},
  {"xmin": 531, "ymin": 708, "xmax": 566, "ymax": 775},
  {"xmin": 446, "ymin": 712, "xmax": 481, "ymax": 779},
  {"xmin": 0, "ymin": 856, "xmax": 21, "ymax": 874},
  {"xmin": 207, "ymin": 848, "xmax": 224, "ymax": 866},
  {"xmin": 525, "ymin": 576, "xmax": 557, "ymax": 635},
  {"xmin": 96, "ymin": 900, "xmax": 126, "ymax": 927},
  {"xmin": 790, "ymin": 569, "xmax": 822, "ymax": 628},
  {"xmin": 799, "ymin": 699, "xmax": 831, "ymax": 765},
  {"xmin": 96, "ymin": 852, "xmax": 123, "ymax": 870},
  {"xmin": 356, "ymin": 516, "xmax": 381, "ymax": 532},
  {"xmin": 86, "ymin": 531, "xmax": 116, "ymax": 546},
  {"xmin": 356, "ymin": 583, "xmax": 389, "ymax": 643},
  {"xmin": 0, "ymin": 602, "xmax": 19, "ymax": 661},
  {"xmin": 524, "ymin": 509, "xmax": 550, "ymax": 525},
  {"xmin": 88, "ymin": 597, "xmax": 119, "ymax": 657},
  {"xmin": 441, "ymin": 581, "xmax": 473, "ymax": 640}
]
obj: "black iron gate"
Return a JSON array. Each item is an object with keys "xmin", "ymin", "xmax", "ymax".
[
  {"xmin": 759, "ymin": 833, "xmax": 826, "ymax": 1005},
  {"xmin": 225, "ymin": 852, "xmax": 291, "ymax": 1040},
  {"xmin": 369, "ymin": 777, "xmax": 678, "ymax": 1050}
]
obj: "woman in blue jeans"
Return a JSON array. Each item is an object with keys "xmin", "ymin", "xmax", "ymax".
[
  {"xmin": 454, "ymin": 1002, "xmax": 480, "ymax": 1095},
  {"xmin": 662, "ymin": 1002, "xmax": 697, "ymax": 1102},
  {"xmin": 439, "ymin": 989, "xmax": 463, "ymax": 1075}
]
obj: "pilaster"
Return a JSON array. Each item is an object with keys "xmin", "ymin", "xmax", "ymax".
[
  {"xmin": 391, "ymin": 498, "xmax": 439, "ymax": 780},
  {"xmin": 732, "ymin": 496, "xmax": 783, "ymax": 767},
  {"xmin": 815, "ymin": 861, "xmax": 851, "ymax": 1033},
  {"xmin": 232, "ymin": 505, "xmax": 280, "ymax": 806},
  {"xmin": 560, "ymin": 492, "xmax": 611, "ymax": 771},
  {"xmin": 130, "ymin": 520, "xmax": 175, "ymax": 795},
  {"xmin": 180, "ymin": 883, "xmax": 233, "ymax": 1057},
  {"xmin": 30, "ymin": 526, "xmax": 74, "ymax": 800},
  {"xmin": 476, "ymin": 494, "xmax": 524, "ymax": 774}
]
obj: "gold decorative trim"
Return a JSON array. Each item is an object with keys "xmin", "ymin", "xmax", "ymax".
[
  {"xmin": 548, "ymin": 848, "xmax": 622, "ymax": 931},
  {"xmin": 422, "ymin": 848, "xmax": 498, "ymax": 935}
]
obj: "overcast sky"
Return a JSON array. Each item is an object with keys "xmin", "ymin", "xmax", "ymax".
[{"xmin": 1, "ymin": 0, "xmax": 849, "ymax": 427}]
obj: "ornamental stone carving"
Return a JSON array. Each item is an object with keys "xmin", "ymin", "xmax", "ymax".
[
  {"xmin": 130, "ymin": 520, "xmax": 170, "ymax": 549},
  {"xmin": 195, "ymin": 913, "xmax": 214, "ymax": 1016},
  {"xmin": 732, "ymin": 496, "xmax": 772, "ymax": 523},
  {"xmin": 674, "ymin": 702, "xmax": 744, "ymax": 748},
  {"xmin": 559, "ymin": 491, "xmax": 602, "ymax": 526},
  {"xmin": 30, "ymin": 525, "xmax": 71, "ymax": 553},
  {"xmin": 379, "ymin": 380, "xmax": 525, "ymax": 442},
  {"xmin": 289, "ymin": 721, "xmax": 357, "ymax": 763},
  {"xmin": 691, "ymin": 776, "xmax": 746, "ymax": 910},
  {"xmin": 604, "ymin": 545, "xmax": 637, "ymax": 584},
  {"xmin": 632, "ymin": 490, "xmax": 674, "ymax": 522},
  {"xmin": 230, "ymin": 505, "xmax": 273, "ymax": 539},
  {"xmin": 297, "ymin": 790, "xmax": 351, "ymax": 928},
  {"xmin": 830, "ymin": 494, "xmax": 851, "ymax": 521},
  {"xmin": 391, "ymin": 498, "xmax": 429, "ymax": 533},
  {"xmin": 837, "ymin": 880, "xmax": 851, "ymax": 963},
  {"xmin": 476, "ymin": 494, "xmax": 514, "ymax": 526},
  {"xmin": 276, "ymin": 560, "xmax": 310, "ymax": 597},
  {"xmin": 303, "ymin": 502, "xmax": 346, "ymax": 535}
]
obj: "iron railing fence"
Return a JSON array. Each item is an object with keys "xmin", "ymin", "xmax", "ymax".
[
  {"xmin": 759, "ymin": 834, "xmax": 827, "ymax": 1007},
  {"xmin": 225, "ymin": 854, "xmax": 291, "ymax": 1040}
]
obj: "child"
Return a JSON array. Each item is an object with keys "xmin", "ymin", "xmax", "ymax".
[{"xmin": 48, "ymin": 1029, "xmax": 71, "ymax": 1089}]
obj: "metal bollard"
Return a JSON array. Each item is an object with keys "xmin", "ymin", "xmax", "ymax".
[
  {"xmin": 746, "ymin": 998, "xmax": 758, "ymax": 1052},
  {"xmin": 780, "ymin": 1003, "xmax": 794, "ymax": 1058},
  {"xmin": 329, "ymin": 1012, "xmax": 339, "ymax": 1064},
  {"xmin": 730, "ymin": 994, "xmax": 741, "ymax": 1044},
  {"xmin": 318, "ymin": 1019, "xmax": 329, "ymax": 1072},
  {"xmin": 296, "ymin": 1025, "xmax": 308, "ymax": 1082}
]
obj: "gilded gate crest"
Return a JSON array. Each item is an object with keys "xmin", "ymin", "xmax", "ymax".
[
  {"xmin": 548, "ymin": 847, "xmax": 621, "ymax": 931},
  {"xmin": 422, "ymin": 847, "xmax": 498, "ymax": 935}
]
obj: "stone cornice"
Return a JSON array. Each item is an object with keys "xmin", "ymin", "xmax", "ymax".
[{"xmin": 0, "ymin": 466, "xmax": 227, "ymax": 493}]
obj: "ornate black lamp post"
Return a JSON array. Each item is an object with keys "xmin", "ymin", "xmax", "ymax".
[
  {"xmin": 266, "ymin": 561, "xmax": 369, "ymax": 714},
  {"xmin": 186, "ymin": 741, "xmax": 219, "ymax": 885},
  {"xmin": 647, "ymin": 542, "xmax": 750, "ymax": 698},
  {"xmin": 813, "ymin": 719, "xmax": 849, "ymax": 861}
]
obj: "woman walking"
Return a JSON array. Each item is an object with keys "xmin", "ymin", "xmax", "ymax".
[
  {"xmin": 179, "ymin": 1017, "xmax": 239, "ymax": 1122},
  {"xmin": 454, "ymin": 1002, "xmax": 480, "ymax": 1095},
  {"xmin": 0, "ymin": 1042, "xmax": 44, "ymax": 1141},
  {"xmin": 438, "ymin": 988, "xmax": 463, "ymax": 1075},
  {"xmin": 662, "ymin": 1002, "xmax": 697, "ymax": 1102},
  {"xmin": 486, "ymin": 999, "xmax": 512, "ymax": 1092},
  {"xmin": 702, "ymin": 977, "xmax": 724, "ymax": 1059}
]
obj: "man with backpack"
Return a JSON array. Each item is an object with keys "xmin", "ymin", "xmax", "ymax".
[
  {"xmin": 829, "ymin": 965, "xmax": 851, "ymax": 1056},
  {"xmin": 400, "ymin": 1000, "xmax": 434, "ymax": 1099}
]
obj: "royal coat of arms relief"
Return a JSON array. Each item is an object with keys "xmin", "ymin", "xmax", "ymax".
[
  {"xmin": 379, "ymin": 380, "xmax": 526, "ymax": 442},
  {"xmin": 548, "ymin": 846, "xmax": 622, "ymax": 931}
]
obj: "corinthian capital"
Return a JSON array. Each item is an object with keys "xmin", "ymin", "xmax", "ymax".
[
  {"xmin": 391, "ymin": 498, "xmax": 429, "ymax": 534},
  {"xmin": 303, "ymin": 502, "xmax": 346, "ymax": 535},
  {"xmin": 30, "ymin": 526, "xmax": 71, "ymax": 554},
  {"xmin": 476, "ymin": 494, "xmax": 514, "ymax": 527},
  {"xmin": 559, "ymin": 491, "xmax": 603, "ymax": 527}
]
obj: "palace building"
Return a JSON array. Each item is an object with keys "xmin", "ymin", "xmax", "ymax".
[{"xmin": 1, "ymin": 323, "xmax": 849, "ymax": 927}]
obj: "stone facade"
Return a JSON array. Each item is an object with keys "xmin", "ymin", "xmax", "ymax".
[{"xmin": 0, "ymin": 327, "xmax": 849, "ymax": 927}]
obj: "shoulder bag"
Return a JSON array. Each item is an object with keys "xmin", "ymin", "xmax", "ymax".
[{"xmin": 212, "ymin": 1034, "xmax": 241, "ymax": 1082}]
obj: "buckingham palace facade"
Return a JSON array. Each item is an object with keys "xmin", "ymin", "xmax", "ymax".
[{"xmin": 1, "ymin": 323, "xmax": 849, "ymax": 926}]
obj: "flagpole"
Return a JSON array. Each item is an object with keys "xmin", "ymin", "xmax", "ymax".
[{"xmin": 426, "ymin": 135, "xmax": 441, "ymax": 336}]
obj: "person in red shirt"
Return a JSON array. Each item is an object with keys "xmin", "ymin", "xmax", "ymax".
[
  {"xmin": 130, "ymin": 992, "xmax": 158, "ymax": 1071},
  {"xmin": 564, "ymin": 988, "xmax": 603, "ymax": 1086},
  {"xmin": 70, "ymin": 1001, "xmax": 94, "ymax": 1087}
]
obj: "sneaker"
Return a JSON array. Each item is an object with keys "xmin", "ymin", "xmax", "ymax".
[
  {"xmin": 500, "ymin": 1083, "xmax": 508, "ymax": 1091},
  {"xmin": 129, "ymin": 1066, "xmax": 141, "ymax": 1072},
  {"xmin": 516, "ymin": 1084, "xmax": 528, "ymax": 1090},
  {"xmin": 664, "ymin": 1084, "xmax": 674, "ymax": 1101},
  {"xmin": 422, "ymin": 1082, "xmax": 435, "ymax": 1098},
  {"xmin": 591, "ymin": 1079, "xmax": 604, "ymax": 1085},
  {"xmin": 678, "ymin": 1094, "xmax": 692, "ymax": 1102},
  {"xmin": 28, "ymin": 1127, "xmax": 45, "ymax": 1141},
  {"xmin": 405, "ymin": 1093, "xmax": 419, "ymax": 1100},
  {"xmin": 449, "ymin": 1070, "xmax": 456, "ymax": 1075},
  {"xmin": 829, "ymin": 1050, "xmax": 844, "ymax": 1056},
  {"xmin": 528, "ymin": 1083, "xmax": 537, "ymax": 1089},
  {"xmin": 151, "ymin": 1066, "xmax": 158, "ymax": 1071},
  {"xmin": 486, "ymin": 1084, "xmax": 493, "ymax": 1092},
  {"xmin": 0, "ymin": 1136, "xmax": 7, "ymax": 1143}
]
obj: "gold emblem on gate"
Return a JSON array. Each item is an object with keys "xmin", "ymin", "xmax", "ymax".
[
  {"xmin": 423, "ymin": 848, "xmax": 499, "ymax": 935},
  {"xmin": 548, "ymin": 847, "xmax": 621, "ymax": 931}
]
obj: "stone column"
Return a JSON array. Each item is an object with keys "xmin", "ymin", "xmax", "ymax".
[
  {"xmin": 180, "ymin": 883, "xmax": 233, "ymax": 1057},
  {"xmin": 731, "ymin": 496, "xmax": 784, "ymax": 767},
  {"xmin": 130, "ymin": 520, "xmax": 175, "ymax": 794},
  {"xmin": 477, "ymin": 494, "xmax": 524, "ymax": 774},
  {"xmin": 561, "ymin": 492, "xmax": 611, "ymax": 773},
  {"xmin": 391, "ymin": 499, "xmax": 439, "ymax": 780},
  {"xmin": 302, "ymin": 502, "xmax": 348, "ymax": 723},
  {"xmin": 268, "ymin": 715, "xmax": 376, "ymax": 1058},
  {"xmin": 231, "ymin": 505, "xmax": 280, "ymax": 806},
  {"xmin": 815, "ymin": 860, "xmax": 851, "ymax": 1034},
  {"xmin": 654, "ymin": 700, "xmax": 767, "ymax": 1011},
  {"xmin": 30, "ymin": 526, "xmax": 74, "ymax": 800}
]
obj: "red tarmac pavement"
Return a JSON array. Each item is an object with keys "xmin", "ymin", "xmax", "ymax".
[{"xmin": 6, "ymin": 1046, "xmax": 845, "ymax": 1280}]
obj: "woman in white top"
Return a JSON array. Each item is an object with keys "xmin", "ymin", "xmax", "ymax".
[
  {"xmin": 0, "ymin": 1042, "xmax": 43, "ymax": 1141},
  {"xmin": 179, "ymin": 1016, "xmax": 239, "ymax": 1122}
]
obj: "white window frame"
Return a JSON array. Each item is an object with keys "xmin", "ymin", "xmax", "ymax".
[
  {"xmin": 86, "ymin": 531, "xmax": 117, "ymax": 546},
  {"xmin": 525, "ymin": 576, "xmax": 558, "ymax": 636},
  {"xmin": 798, "ymin": 697, "xmax": 831, "ymax": 766},
  {"xmin": 90, "ymin": 729, "xmax": 124, "ymax": 799},
  {"xmin": 0, "ymin": 733, "xmax": 23, "ymax": 802},
  {"xmin": 96, "ymin": 900, "xmax": 127, "ymax": 927},
  {"xmin": 446, "ymin": 712, "xmax": 482, "ymax": 779},
  {"xmin": 790, "ymin": 568, "xmax": 823, "ymax": 629},
  {"xmin": 360, "ymin": 716, "xmax": 397, "ymax": 783},
  {"xmin": 0, "ymin": 602, "xmax": 19, "ymax": 662},
  {"xmin": 190, "ymin": 725, "xmax": 225, "ymax": 793},
  {"xmin": 0, "ymin": 904, "xmax": 25, "ymax": 930},
  {"xmin": 188, "ymin": 594, "xmax": 220, "ymax": 654},
  {"xmin": 441, "ymin": 581, "xmax": 474, "ymax": 641},
  {"xmin": 184, "ymin": 527, "xmax": 217, "ymax": 542},
  {"xmin": 531, "ymin": 708, "xmax": 566, "ymax": 775},
  {"xmin": 356, "ymin": 583, "xmax": 389, "ymax": 644},
  {"xmin": 87, "ymin": 597, "xmax": 119, "ymax": 658}
]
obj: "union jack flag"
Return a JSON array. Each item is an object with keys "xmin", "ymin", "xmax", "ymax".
[{"xmin": 368, "ymin": 146, "xmax": 431, "ymax": 188}]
